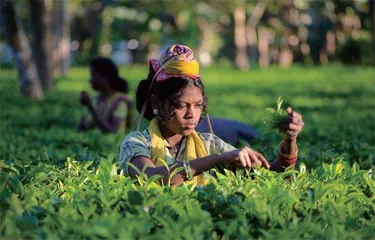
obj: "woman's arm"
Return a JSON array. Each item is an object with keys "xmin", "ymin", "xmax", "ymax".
[
  {"xmin": 77, "ymin": 115, "xmax": 95, "ymax": 132},
  {"xmin": 128, "ymin": 154, "xmax": 226, "ymax": 186},
  {"xmin": 269, "ymin": 140, "xmax": 298, "ymax": 172},
  {"xmin": 270, "ymin": 108, "xmax": 304, "ymax": 172},
  {"xmin": 224, "ymin": 108, "xmax": 303, "ymax": 173},
  {"xmin": 84, "ymin": 103, "xmax": 120, "ymax": 133},
  {"xmin": 79, "ymin": 91, "xmax": 121, "ymax": 133},
  {"xmin": 128, "ymin": 147, "xmax": 269, "ymax": 186}
]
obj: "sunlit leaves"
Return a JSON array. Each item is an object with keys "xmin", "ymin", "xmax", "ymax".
[{"xmin": 1, "ymin": 66, "xmax": 374, "ymax": 238}]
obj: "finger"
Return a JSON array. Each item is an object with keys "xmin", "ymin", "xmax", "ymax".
[
  {"xmin": 242, "ymin": 147, "xmax": 252, "ymax": 168},
  {"xmin": 291, "ymin": 111, "xmax": 303, "ymax": 121},
  {"xmin": 280, "ymin": 114, "xmax": 299, "ymax": 125},
  {"xmin": 278, "ymin": 127, "xmax": 298, "ymax": 138},
  {"xmin": 279, "ymin": 123, "xmax": 303, "ymax": 132},
  {"xmin": 298, "ymin": 119, "xmax": 305, "ymax": 127},
  {"xmin": 289, "ymin": 116, "xmax": 300, "ymax": 125},
  {"xmin": 282, "ymin": 116, "xmax": 298, "ymax": 125},
  {"xmin": 235, "ymin": 157, "xmax": 244, "ymax": 168},
  {"xmin": 256, "ymin": 152, "xmax": 270, "ymax": 169},
  {"xmin": 248, "ymin": 151, "xmax": 262, "ymax": 167},
  {"xmin": 289, "ymin": 123, "xmax": 303, "ymax": 132},
  {"xmin": 243, "ymin": 151, "xmax": 252, "ymax": 168},
  {"xmin": 283, "ymin": 126, "xmax": 303, "ymax": 138},
  {"xmin": 244, "ymin": 147, "xmax": 259, "ymax": 167},
  {"xmin": 286, "ymin": 107, "xmax": 293, "ymax": 115},
  {"xmin": 238, "ymin": 153, "xmax": 247, "ymax": 168}
]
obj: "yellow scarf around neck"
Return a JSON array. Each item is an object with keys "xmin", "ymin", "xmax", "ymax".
[{"xmin": 149, "ymin": 118, "xmax": 208, "ymax": 186}]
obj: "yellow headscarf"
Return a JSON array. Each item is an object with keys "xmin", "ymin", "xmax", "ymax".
[
  {"xmin": 149, "ymin": 118, "xmax": 208, "ymax": 186},
  {"xmin": 150, "ymin": 44, "xmax": 200, "ymax": 82}
]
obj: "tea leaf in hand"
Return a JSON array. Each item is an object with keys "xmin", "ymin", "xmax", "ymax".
[{"xmin": 262, "ymin": 96, "xmax": 288, "ymax": 135}]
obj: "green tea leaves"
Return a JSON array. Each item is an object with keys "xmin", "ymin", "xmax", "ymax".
[{"xmin": 262, "ymin": 96, "xmax": 289, "ymax": 136}]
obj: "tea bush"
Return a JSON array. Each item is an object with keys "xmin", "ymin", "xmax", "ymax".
[{"xmin": 1, "ymin": 65, "xmax": 374, "ymax": 239}]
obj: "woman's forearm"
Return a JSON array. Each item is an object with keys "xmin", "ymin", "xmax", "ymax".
[
  {"xmin": 133, "ymin": 154, "xmax": 230, "ymax": 186},
  {"xmin": 269, "ymin": 140, "xmax": 298, "ymax": 172},
  {"xmin": 77, "ymin": 116, "xmax": 94, "ymax": 132},
  {"xmin": 87, "ymin": 105, "xmax": 117, "ymax": 133},
  {"xmin": 77, "ymin": 118, "xmax": 87, "ymax": 132},
  {"xmin": 281, "ymin": 138, "xmax": 297, "ymax": 155}
]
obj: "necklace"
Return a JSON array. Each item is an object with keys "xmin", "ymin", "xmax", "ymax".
[{"xmin": 171, "ymin": 138, "xmax": 184, "ymax": 157}]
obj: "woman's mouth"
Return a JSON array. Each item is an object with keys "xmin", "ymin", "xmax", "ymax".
[{"xmin": 184, "ymin": 123, "xmax": 196, "ymax": 129}]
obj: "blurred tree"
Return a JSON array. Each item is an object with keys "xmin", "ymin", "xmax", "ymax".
[
  {"xmin": 1, "ymin": 0, "xmax": 72, "ymax": 98},
  {"xmin": 86, "ymin": 1, "xmax": 105, "ymax": 57},
  {"xmin": 234, "ymin": 5, "xmax": 249, "ymax": 70},
  {"xmin": 53, "ymin": 0, "xmax": 70, "ymax": 76},
  {"xmin": 113, "ymin": 0, "xmax": 199, "ymax": 63},
  {"xmin": 370, "ymin": 0, "xmax": 375, "ymax": 53},
  {"xmin": 247, "ymin": 0, "xmax": 267, "ymax": 64},
  {"xmin": 68, "ymin": 0, "xmax": 108, "ymax": 63},
  {"xmin": 0, "ymin": 0, "xmax": 43, "ymax": 99},
  {"xmin": 205, "ymin": 0, "xmax": 249, "ymax": 70},
  {"xmin": 4, "ymin": 0, "xmax": 372, "ymax": 72},
  {"xmin": 29, "ymin": 0, "xmax": 54, "ymax": 90},
  {"xmin": 207, "ymin": 0, "xmax": 270, "ymax": 69}
]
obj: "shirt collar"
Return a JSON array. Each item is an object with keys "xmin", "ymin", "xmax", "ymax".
[{"xmin": 164, "ymin": 137, "xmax": 187, "ymax": 154}]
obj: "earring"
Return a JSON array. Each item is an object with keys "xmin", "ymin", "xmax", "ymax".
[{"xmin": 153, "ymin": 109, "xmax": 158, "ymax": 115}]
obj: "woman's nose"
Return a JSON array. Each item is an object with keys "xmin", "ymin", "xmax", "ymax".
[{"xmin": 185, "ymin": 106, "xmax": 196, "ymax": 119}]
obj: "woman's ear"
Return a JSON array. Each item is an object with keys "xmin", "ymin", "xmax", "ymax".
[{"xmin": 150, "ymin": 94, "xmax": 157, "ymax": 110}]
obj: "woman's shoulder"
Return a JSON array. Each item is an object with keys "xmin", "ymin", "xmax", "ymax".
[
  {"xmin": 119, "ymin": 129, "xmax": 151, "ymax": 174},
  {"xmin": 113, "ymin": 92, "xmax": 131, "ymax": 101},
  {"xmin": 196, "ymin": 131, "xmax": 236, "ymax": 154},
  {"xmin": 197, "ymin": 132, "xmax": 223, "ymax": 143},
  {"xmin": 121, "ymin": 129, "xmax": 150, "ymax": 146}
]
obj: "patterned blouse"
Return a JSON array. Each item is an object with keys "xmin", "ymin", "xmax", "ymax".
[
  {"xmin": 82, "ymin": 92, "xmax": 130, "ymax": 133},
  {"xmin": 119, "ymin": 130, "xmax": 236, "ymax": 175},
  {"xmin": 119, "ymin": 128, "xmax": 298, "ymax": 175}
]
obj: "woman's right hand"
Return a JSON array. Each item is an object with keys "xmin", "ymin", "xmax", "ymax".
[
  {"xmin": 79, "ymin": 91, "xmax": 92, "ymax": 107},
  {"xmin": 225, "ymin": 147, "xmax": 270, "ymax": 169}
]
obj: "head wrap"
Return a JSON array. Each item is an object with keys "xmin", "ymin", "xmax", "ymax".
[
  {"xmin": 149, "ymin": 44, "xmax": 200, "ymax": 81},
  {"xmin": 137, "ymin": 44, "xmax": 213, "ymax": 135}
]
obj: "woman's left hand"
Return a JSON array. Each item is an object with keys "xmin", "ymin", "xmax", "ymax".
[
  {"xmin": 278, "ymin": 107, "xmax": 304, "ymax": 142},
  {"xmin": 79, "ymin": 91, "xmax": 93, "ymax": 108}
]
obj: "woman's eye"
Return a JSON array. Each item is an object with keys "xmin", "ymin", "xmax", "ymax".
[
  {"xmin": 175, "ymin": 104, "xmax": 186, "ymax": 109},
  {"xmin": 196, "ymin": 104, "xmax": 204, "ymax": 109}
]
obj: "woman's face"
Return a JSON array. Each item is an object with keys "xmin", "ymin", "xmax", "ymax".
[
  {"xmin": 161, "ymin": 86, "xmax": 204, "ymax": 136},
  {"xmin": 89, "ymin": 66, "xmax": 107, "ymax": 90}
]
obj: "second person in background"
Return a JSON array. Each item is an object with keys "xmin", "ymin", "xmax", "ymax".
[{"xmin": 78, "ymin": 57, "xmax": 133, "ymax": 134}]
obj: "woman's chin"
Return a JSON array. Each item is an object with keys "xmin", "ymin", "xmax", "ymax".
[{"xmin": 181, "ymin": 128, "xmax": 195, "ymax": 136}]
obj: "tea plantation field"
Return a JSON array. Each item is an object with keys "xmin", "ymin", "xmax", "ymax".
[{"xmin": 1, "ymin": 65, "xmax": 374, "ymax": 239}]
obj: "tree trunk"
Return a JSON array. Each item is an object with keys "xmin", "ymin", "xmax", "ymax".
[
  {"xmin": 0, "ymin": 0, "xmax": 43, "ymax": 99},
  {"xmin": 86, "ymin": 3, "xmax": 105, "ymax": 57},
  {"xmin": 53, "ymin": 0, "xmax": 70, "ymax": 77},
  {"xmin": 370, "ymin": 0, "xmax": 375, "ymax": 54},
  {"xmin": 247, "ymin": 1, "xmax": 267, "ymax": 63},
  {"xmin": 100, "ymin": 6, "xmax": 113, "ymax": 56},
  {"xmin": 258, "ymin": 26, "xmax": 270, "ymax": 68},
  {"xmin": 234, "ymin": 6, "xmax": 249, "ymax": 70},
  {"xmin": 29, "ymin": 0, "xmax": 54, "ymax": 90},
  {"xmin": 197, "ymin": 17, "xmax": 213, "ymax": 66}
]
